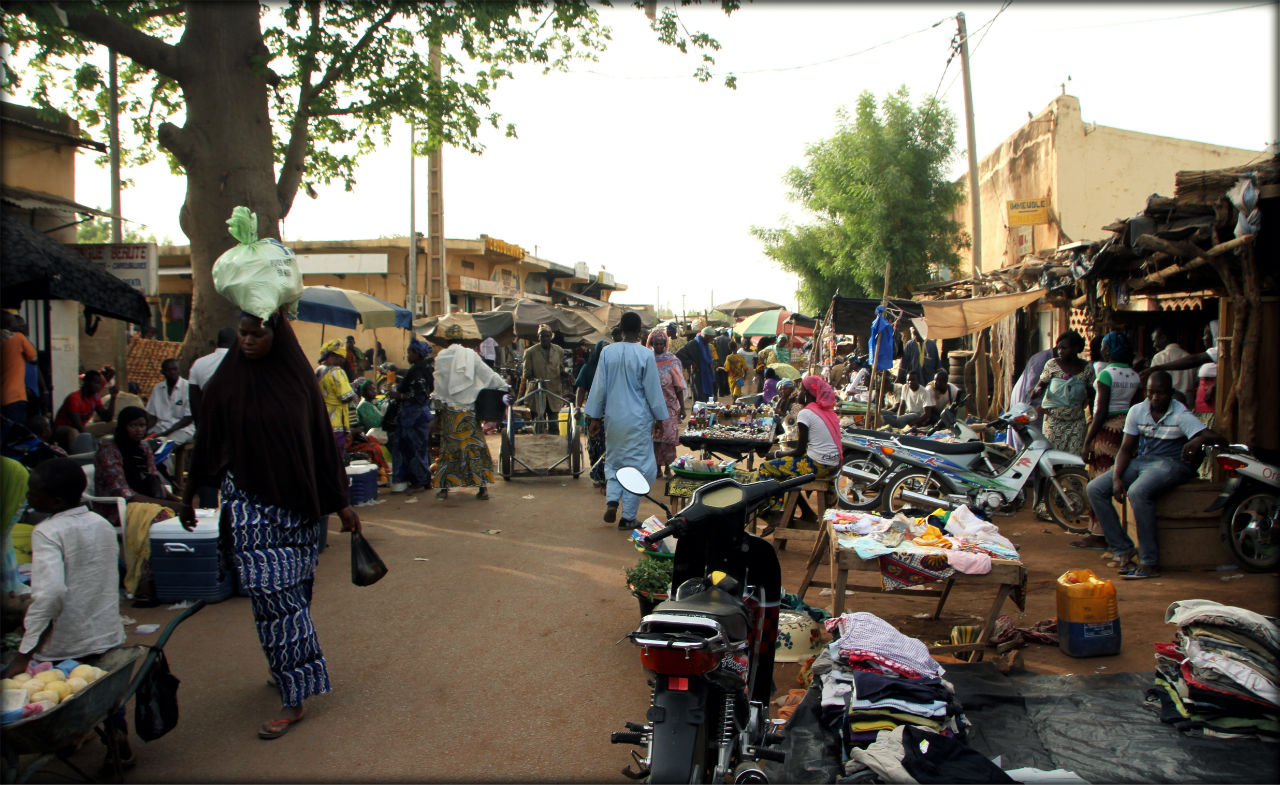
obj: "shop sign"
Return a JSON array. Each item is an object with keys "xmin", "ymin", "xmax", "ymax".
[
  {"xmin": 68, "ymin": 243, "xmax": 159, "ymax": 296},
  {"xmin": 1007, "ymin": 199, "xmax": 1048, "ymax": 227}
]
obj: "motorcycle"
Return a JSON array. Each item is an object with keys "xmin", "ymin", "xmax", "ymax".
[
  {"xmin": 834, "ymin": 401, "xmax": 994, "ymax": 511},
  {"xmin": 610, "ymin": 466, "xmax": 812, "ymax": 784},
  {"xmin": 1207, "ymin": 444, "xmax": 1279, "ymax": 572},
  {"xmin": 872, "ymin": 402, "xmax": 1091, "ymax": 532}
]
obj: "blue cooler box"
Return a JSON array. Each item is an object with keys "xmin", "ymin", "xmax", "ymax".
[
  {"xmin": 347, "ymin": 463, "xmax": 378, "ymax": 504},
  {"xmin": 149, "ymin": 509, "xmax": 235, "ymax": 602}
]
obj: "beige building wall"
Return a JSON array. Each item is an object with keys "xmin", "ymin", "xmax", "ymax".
[{"xmin": 955, "ymin": 94, "xmax": 1265, "ymax": 274}]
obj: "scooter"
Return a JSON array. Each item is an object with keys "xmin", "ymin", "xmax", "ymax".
[
  {"xmin": 610, "ymin": 467, "xmax": 813, "ymax": 784},
  {"xmin": 873, "ymin": 402, "xmax": 1090, "ymax": 532},
  {"xmin": 835, "ymin": 402, "xmax": 996, "ymax": 511},
  {"xmin": 1207, "ymin": 444, "xmax": 1279, "ymax": 572}
]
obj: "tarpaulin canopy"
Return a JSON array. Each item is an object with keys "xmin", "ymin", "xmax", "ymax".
[
  {"xmin": 592, "ymin": 303, "xmax": 655, "ymax": 331},
  {"xmin": 495, "ymin": 299, "xmax": 603, "ymax": 338},
  {"xmin": 414, "ymin": 311, "xmax": 514, "ymax": 347},
  {"xmin": 829, "ymin": 296, "xmax": 924, "ymax": 335},
  {"xmin": 713, "ymin": 297, "xmax": 785, "ymax": 318},
  {"xmin": 918, "ymin": 289, "xmax": 1045, "ymax": 340},
  {"xmin": 0, "ymin": 213, "xmax": 151, "ymax": 325}
]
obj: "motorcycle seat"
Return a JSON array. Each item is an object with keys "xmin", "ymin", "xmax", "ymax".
[
  {"xmin": 652, "ymin": 588, "xmax": 749, "ymax": 641},
  {"xmin": 895, "ymin": 434, "xmax": 984, "ymax": 455}
]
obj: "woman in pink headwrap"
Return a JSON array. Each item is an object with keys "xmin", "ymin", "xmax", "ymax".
[
  {"xmin": 759, "ymin": 375, "xmax": 843, "ymax": 480},
  {"xmin": 648, "ymin": 328, "xmax": 686, "ymax": 476}
]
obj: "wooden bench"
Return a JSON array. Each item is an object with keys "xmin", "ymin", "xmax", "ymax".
[
  {"xmin": 755, "ymin": 478, "xmax": 835, "ymax": 551},
  {"xmin": 1122, "ymin": 480, "xmax": 1227, "ymax": 570}
]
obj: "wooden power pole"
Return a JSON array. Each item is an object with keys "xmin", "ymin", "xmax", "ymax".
[{"xmin": 957, "ymin": 12, "xmax": 982, "ymax": 276}]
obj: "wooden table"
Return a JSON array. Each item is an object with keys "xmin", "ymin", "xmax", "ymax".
[
  {"xmin": 798, "ymin": 520, "xmax": 1026, "ymax": 661},
  {"xmin": 678, "ymin": 433, "xmax": 773, "ymax": 470}
]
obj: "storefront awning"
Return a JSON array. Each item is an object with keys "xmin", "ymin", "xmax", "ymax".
[{"xmin": 918, "ymin": 289, "xmax": 1045, "ymax": 340}]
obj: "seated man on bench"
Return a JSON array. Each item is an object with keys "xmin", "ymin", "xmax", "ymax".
[{"xmin": 1086, "ymin": 371, "xmax": 1224, "ymax": 580}]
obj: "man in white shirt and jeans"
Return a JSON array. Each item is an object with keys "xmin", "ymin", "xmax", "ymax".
[
  {"xmin": 146, "ymin": 358, "xmax": 195, "ymax": 445},
  {"xmin": 881, "ymin": 371, "xmax": 929, "ymax": 428}
]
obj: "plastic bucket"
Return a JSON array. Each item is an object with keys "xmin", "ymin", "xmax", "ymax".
[{"xmin": 1056, "ymin": 569, "xmax": 1121, "ymax": 657}]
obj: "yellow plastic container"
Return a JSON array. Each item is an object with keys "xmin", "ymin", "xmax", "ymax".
[
  {"xmin": 11, "ymin": 523, "xmax": 34, "ymax": 565},
  {"xmin": 1056, "ymin": 569, "xmax": 1121, "ymax": 657},
  {"xmin": 558, "ymin": 408, "xmax": 570, "ymax": 436}
]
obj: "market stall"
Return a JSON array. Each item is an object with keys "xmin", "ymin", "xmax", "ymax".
[{"xmin": 677, "ymin": 401, "xmax": 775, "ymax": 469}]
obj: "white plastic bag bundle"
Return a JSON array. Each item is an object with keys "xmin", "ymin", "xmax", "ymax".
[{"xmin": 211, "ymin": 207, "xmax": 303, "ymax": 320}]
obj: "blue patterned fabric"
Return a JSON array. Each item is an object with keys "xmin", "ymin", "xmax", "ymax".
[{"xmin": 222, "ymin": 473, "xmax": 331, "ymax": 708}]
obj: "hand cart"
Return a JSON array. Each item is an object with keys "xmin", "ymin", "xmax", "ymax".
[
  {"xmin": 2, "ymin": 601, "xmax": 206, "ymax": 783},
  {"xmin": 499, "ymin": 378, "xmax": 582, "ymax": 480}
]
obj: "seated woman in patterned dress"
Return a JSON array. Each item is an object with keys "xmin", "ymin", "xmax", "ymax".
[{"xmin": 759, "ymin": 375, "xmax": 843, "ymax": 481}]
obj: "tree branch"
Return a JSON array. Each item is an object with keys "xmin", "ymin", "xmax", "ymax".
[
  {"xmin": 58, "ymin": 3, "xmax": 183, "ymax": 80},
  {"xmin": 311, "ymin": 8, "xmax": 398, "ymax": 97}
]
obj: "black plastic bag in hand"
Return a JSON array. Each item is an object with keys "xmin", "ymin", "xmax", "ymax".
[
  {"xmin": 351, "ymin": 531, "xmax": 388, "ymax": 586},
  {"xmin": 134, "ymin": 649, "xmax": 181, "ymax": 741}
]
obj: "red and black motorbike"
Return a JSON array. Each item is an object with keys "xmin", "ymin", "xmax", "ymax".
[{"xmin": 611, "ymin": 467, "xmax": 812, "ymax": 783}]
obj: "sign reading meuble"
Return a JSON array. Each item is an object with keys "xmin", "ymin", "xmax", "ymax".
[
  {"xmin": 69, "ymin": 243, "xmax": 159, "ymax": 296},
  {"xmin": 1006, "ymin": 199, "xmax": 1049, "ymax": 227}
]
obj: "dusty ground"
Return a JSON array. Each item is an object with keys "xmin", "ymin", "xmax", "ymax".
[{"xmin": 13, "ymin": 436, "xmax": 1277, "ymax": 782}]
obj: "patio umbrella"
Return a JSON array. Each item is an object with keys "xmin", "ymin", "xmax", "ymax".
[
  {"xmin": 734, "ymin": 308, "xmax": 786, "ymax": 338},
  {"xmin": 767, "ymin": 362, "xmax": 802, "ymax": 381},
  {"xmin": 414, "ymin": 311, "xmax": 513, "ymax": 347},
  {"xmin": 713, "ymin": 297, "xmax": 785, "ymax": 318},
  {"xmin": 296, "ymin": 285, "xmax": 412, "ymax": 329}
]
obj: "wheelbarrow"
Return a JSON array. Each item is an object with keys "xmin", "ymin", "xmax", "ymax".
[{"xmin": 2, "ymin": 600, "xmax": 206, "ymax": 783}]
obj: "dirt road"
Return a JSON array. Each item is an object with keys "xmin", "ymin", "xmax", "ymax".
[{"xmin": 34, "ymin": 440, "xmax": 1279, "ymax": 782}]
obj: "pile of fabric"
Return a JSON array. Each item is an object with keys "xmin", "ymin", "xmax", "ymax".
[
  {"xmin": 812, "ymin": 612, "xmax": 1014, "ymax": 782},
  {"xmin": 1149, "ymin": 599, "xmax": 1278, "ymax": 741}
]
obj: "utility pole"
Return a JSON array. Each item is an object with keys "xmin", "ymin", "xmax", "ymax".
[
  {"xmin": 407, "ymin": 122, "xmax": 417, "ymax": 317},
  {"xmin": 108, "ymin": 50, "xmax": 128, "ymax": 388},
  {"xmin": 957, "ymin": 11, "xmax": 982, "ymax": 276},
  {"xmin": 427, "ymin": 39, "xmax": 448, "ymax": 315}
]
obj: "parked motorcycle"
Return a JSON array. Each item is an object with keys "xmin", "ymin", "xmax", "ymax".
[
  {"xmin": 834, "ymin": 402, "xmax": 992, "ymax": 511},
  {"xmin": 610, "ymin": 466, "xmax": 812, "ymax": 784},
  {"xmin": 1207, "ymin": 444, "xmax": 1279, "ymax": 572},
  {"xmin": 873, "ymin": 402, "xmax": 1090, "ymax": 532}
]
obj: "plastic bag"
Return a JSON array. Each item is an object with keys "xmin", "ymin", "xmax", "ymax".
[
  {"xmin": 134, "ymin": 649, "xmax": 181, "ymax": 741},
  {"xmin": 211, "ymin": 206, "xmax": 303, "ymax": 320},
  {"xmin": 350, "ymin": 531, "xmax": 388, "ymax": 587}
]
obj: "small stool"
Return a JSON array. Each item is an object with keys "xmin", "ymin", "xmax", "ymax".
[{"xmin": 756, "ymin": 478, "xmax": 835, "ymax": 551}]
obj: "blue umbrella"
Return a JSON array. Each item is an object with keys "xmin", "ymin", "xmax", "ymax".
[{"xmin": 295, "ymin": 285, "xmax": 412, "ymax": 329}]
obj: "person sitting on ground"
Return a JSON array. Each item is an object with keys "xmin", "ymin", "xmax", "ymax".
[
  {"xmin": 4, "ymin": 457, "xmax": 131, "ymax": 768},
  {"xmin": 761, "ymin": 376, "xmax": 843, "ymax": 481},
  {"xmin": 1085, "ymin": 371, "xmax": 1225, "ymax": 580},
  {"xmin": 53, "ymin": 369, "xmax": 117, "ymax": 437},
  {"xmin": 880, "ymin": 371, "xmax": 929, "ymax": 428}
]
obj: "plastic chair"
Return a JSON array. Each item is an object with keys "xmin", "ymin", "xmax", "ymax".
[{"xmin": 80, "ymin": 462, "xmax": 128, "ymax": 553}]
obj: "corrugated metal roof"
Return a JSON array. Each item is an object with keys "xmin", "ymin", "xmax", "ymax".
[{"xmin": 1, "ymin": 185, "xmax": 115, "ymax": 218}]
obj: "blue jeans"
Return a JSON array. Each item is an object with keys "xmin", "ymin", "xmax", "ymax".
[{"xmin": 1086, "ymin": 455, "xmax": 1194, "ymax": 566}]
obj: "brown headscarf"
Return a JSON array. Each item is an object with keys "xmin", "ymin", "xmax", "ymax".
[{"xmin": 189, "ymin": 312, "xmax": 348, "ymax": 520}]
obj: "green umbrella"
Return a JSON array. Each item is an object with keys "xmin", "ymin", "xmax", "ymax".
[
  {"xmin": 735, "ymin": 308, "xmax": 786, "ymax": 337},
  {"xmin": 767, "ymin": 362, "xmax": 802, "ymax": 381}
]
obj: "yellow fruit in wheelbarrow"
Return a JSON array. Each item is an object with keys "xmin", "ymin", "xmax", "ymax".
[
  {"xmin": 85, "ymin": 666, "xmax": 109, "ymax": 683},
  {"xmin": 30, "ymin": 689, "xmax": 59, "ymax": 705},
  {"xmin": 0, "ymin": 678, "xmax": 20, "ymax": 691},
  {"xmin": 43, "ymin": 680, "xmax": 70, "ymax": 700},
  {"xmin": 34, "ymin": 669, "xmax": 65, "ymax": 683},
  {"xmin": 69, "ymin": 664, "xmax": 96, "ymax": 682},
  {"xmin": 23, "ymin": 680, "xmax": 45, "ymax": 697},
  {"xmin": 65, "ymin": 677, "xmax": 88, "ymax": 695},
  {"xmin": 11, "ymin": 673, "xmax": 32, "ymax": 684}
]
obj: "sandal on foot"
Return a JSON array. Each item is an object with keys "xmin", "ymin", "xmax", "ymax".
[
  {"xmin": 258, "ymin": 712, "xmax": 305, "ymax": 740},
  {"xmin": 1070, "ymin": 535, "xmax": 1109, "ymax": 550},
  {"xmin": 1106, "ymin": 554, "xmax": 1134, "ymax": 569},
  {"xmin": 475, "ymin": 489, "xmax": 490, "ymax": 501}
]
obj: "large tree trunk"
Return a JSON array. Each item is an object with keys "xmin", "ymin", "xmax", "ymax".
[{"xmin": 168, "ymin": 4, "xmax": 281, "ymax": 370}]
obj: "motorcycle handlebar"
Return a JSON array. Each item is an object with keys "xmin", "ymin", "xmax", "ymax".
[{"xmin": 643, "ymin": 524, "xmax": 678, "ymax": 544}]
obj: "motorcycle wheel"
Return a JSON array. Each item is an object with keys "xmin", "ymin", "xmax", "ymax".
[
  {"xmin": 1044, "ymin": 468, "xmax": 1091, "ymax": 534},
  {"xmin": 881, "ymin": 470, "xmax": 945, "ymax": 516},
  {"xmin": 648, "ymin": 685, "xmax": 712, "ymax": 783},
  {"xmin": 835, "ymin": 453, "xmax": 887, "ymax": 510},
  {"xmin": 1221, "ymin": 492, "xmax": 1280, "ymax": 572}
]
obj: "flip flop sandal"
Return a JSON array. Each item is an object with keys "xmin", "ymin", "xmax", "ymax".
[
  {"xmin": 259, "ymin": 713, "xmax": 305, "ymax": 740},
  {"xmin": 1122, "ymin": 565, "xmax": 1161, "ymax": 580},
  {"xmin": 1106, "ymin": 555, "xmax": 1134, "ymax": 569}
]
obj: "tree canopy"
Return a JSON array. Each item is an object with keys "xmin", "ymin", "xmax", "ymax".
[
  {"xmin": 752, "ymin": 87, "xmax": 967, "ymax": 313},
  {"xmin": 2, "ymin": 1, "xmax": 737, "ymax": 361}
]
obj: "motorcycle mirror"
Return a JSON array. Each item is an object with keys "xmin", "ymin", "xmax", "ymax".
[{"xmin": 616, "ymin": 466, "xmax": 650, "ymax": 496}]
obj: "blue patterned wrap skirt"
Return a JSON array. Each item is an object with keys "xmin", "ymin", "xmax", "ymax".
[{"xmin": 222, "ymin": 473, "xmax": 331, "ymax": 708}]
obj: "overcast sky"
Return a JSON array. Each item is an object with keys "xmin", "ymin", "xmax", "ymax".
[{"xmin": 70, "ymin": 2, "xmax": 1277, "ymax": 315}]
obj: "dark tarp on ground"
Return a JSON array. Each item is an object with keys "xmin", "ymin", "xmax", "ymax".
[
  {"xmin": 829, "ymin": 296, "xmax": 923, "ymax": 336},
  {"xmin": 769, "ymin": 662, "xmax": 1277, "ymax": 784},
  {"xmin": 1, "ymin": 212, "xmax": 151, "ymax": 325}
]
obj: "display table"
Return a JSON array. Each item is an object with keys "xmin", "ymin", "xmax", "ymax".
[
  {"xmin": 798, "ymin": 520, "xmax": 1026, "ymax": 661},
  {"xmin": 678, "ymin": 433, "xmax": 773, "ymax": 470}
]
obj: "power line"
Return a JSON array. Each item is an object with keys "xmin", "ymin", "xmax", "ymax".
[
  {"xmin": 1042, "ymin": 1, "xmax": 1269, "ymax": 32},
  {"xmin": 582, "ymin": 15, "xmax": 952, "ymax": 80},
  {"xmin": 934, "ymin": 1, "xmax": 1010, "ymax": 102}
]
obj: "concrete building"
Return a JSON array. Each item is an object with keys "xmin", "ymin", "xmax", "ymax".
[
  {"xmin": 955, "ymin": 94, "xmax": 1265, "ymax": 275},
  {"xmin": 154, "ymin": 234, "xmax": 626, "ymax": 363}
]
